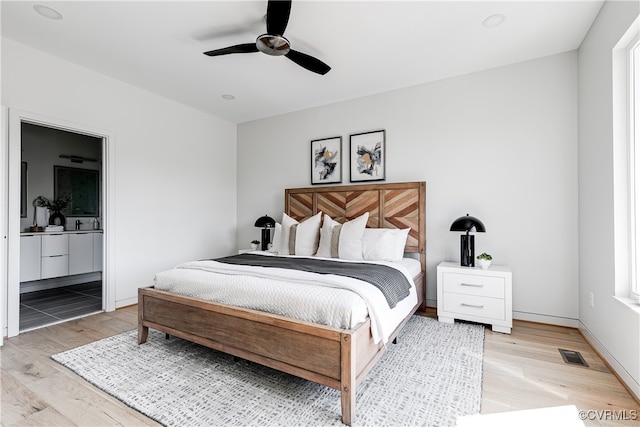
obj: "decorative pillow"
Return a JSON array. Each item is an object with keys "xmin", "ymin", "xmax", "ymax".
[
  {"xmin": 268, "ymin": 222, "xmax": 281, "ymax": 253},
  {"xmin": 315, "ymin": 212, "xmax": 369, "ymax": 260},
  {"xmin": 315, "ymin": 214, "xmax": 340, "ymax": 258},
  {"xmin": 362, "ymin": 228, "xmax": 410, "ymax": 261},
  {"xmin": 277, "ymin": 214, "xmax": 297, "ymax": 255},
  {"xmin": 278, "ymin": 212, "xmax": 322, "ymax": 256},
  {"xmin": 337, "ymin": 212, "xmax": 369, "ymax": 260}
]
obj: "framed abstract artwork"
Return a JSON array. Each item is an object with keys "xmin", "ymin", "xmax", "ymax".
[
  {"xmin": 311, "ymin": 136, "xmax": 342, "ymax": 184},
  {"xmin": 349, "ymin": 129, "xmax": 385, "ymax": 182}
]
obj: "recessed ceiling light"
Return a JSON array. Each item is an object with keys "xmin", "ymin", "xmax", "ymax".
[
  {"xmin": 482, "ymin": 13, "xmax": 506, "ymax": 29},
  {"xmin": 33, "ymin": 4, "xmax": 63, "ymax": 20},
  {"xmin": 222, "ymin": 94, "xmax": 235, "ymax": 100}
]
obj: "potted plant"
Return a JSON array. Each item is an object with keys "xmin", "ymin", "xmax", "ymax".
[
  {"xmin": 251, "ymin": 240, "xmax": 260, "ymax": 250},
  {"xmin": 30, "ymin": 196, "xmax": 50, "ymax": 231},
  {"xmin": 33, "ymin": 196, "xmax": 70, "ymax": 227},
  {"xmin": 477, "ymin": 252, "xmax": 492, "ymax": 269}
]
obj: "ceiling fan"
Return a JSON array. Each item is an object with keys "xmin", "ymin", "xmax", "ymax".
[{"xmin": 203, "ymin": 0, "xmax": 331, "ymax": 75}]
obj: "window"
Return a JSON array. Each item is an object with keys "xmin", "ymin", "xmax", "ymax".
[
  {"xmin": 629, "ymin": 33, "xmax": 640, "ymax": 298},
  {"xmin": 615, "ymin": 17, "xmax": 640, "ymax": 302}
]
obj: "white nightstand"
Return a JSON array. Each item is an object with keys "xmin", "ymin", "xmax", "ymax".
[{"xmin": 437, "ymin": 261, "xmax": 512, "ymax": 334}]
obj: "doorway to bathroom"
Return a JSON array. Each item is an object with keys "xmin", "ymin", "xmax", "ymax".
[
  {"xmin": 19, "ymin": 122, "xmax": 104, "ymax": 331},
  {"xmin": 6, "ymin": 108, "xmax": 113, "ymax": 338}
]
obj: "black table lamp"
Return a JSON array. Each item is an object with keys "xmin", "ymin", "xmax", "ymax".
[
  {"xmin": 254, "ymin": 214, "xmax": 276, "ymax": 251},
  {"xmin": 450, "ymin": 214, "xmax": 486, "ymax": 267}
]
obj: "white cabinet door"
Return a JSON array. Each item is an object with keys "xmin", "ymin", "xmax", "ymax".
[
  {"xmin": 41, "ymin": 255, "xmax": 69, "ymax": 279},
  {"xmin": 93, "ymin": 233, "xmax": 103, "ymax": 272},
  {"xmin": 20, "ymin": 235, "xmax": 41, "ymax": 282},
  {"xmin": 42, "ymin": 233, "xmax": 69, "ymax": 256},
  {"xmin": 69, "ymin": 233, "xmax": 94, "ymax": 275}
]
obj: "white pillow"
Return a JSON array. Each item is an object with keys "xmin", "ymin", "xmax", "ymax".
[
  {"xmin": 268, "ymin": 222, "xmax": 281, "ymax": 253},
  {"xmin": 338, "ymin": 212, "xmax": 369, "ymax": 260},
  {"xmin": 278, "ymin": 212, "xmax": 322, "ymax": 256},
  {"xmin": 362, "ymin": 228, "xmax": 410, "ymax": 261},
  {"xmin": 277, "ymin": 214, "xmax": 297, "ymax": 255},
  {"xmin": 291, "ymin": 211, "xmax": 322, "ymax": 256},
  {"xmin": 315, "ymin": 212, "xmax": 369, "ymax": 260},
  {"xmin": 316, "ymin": 214, "xmax": 340, "ymax": 258}
]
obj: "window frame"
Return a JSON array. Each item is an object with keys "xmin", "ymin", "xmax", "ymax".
[{"xmin": 630, "ymin": 33, "xmax": 640, "ymax": 299}]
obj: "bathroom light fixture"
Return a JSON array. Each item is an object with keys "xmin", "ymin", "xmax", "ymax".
[
  {"xmin": 33, "ymin": 4, "xmax": 63, "ymax": 20},
  {"xmin": 450, "ymin": 214, "xmax": 486, "ymax": 267},
  {"xmin": 59, "ymin": 154, "xmax": 97, "ymax": 164},
  {"xmin": 482, "ymin": 13, "xmax": 506, "ymax": 28},
  {"xmin": 222, "ymin": 94, "xmax": 235, "ymax": 100},
  {"xmin": 254, "ymin": 214, "xmax": 275, "ymax": 251}
]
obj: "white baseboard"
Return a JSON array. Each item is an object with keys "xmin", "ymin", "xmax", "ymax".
[
  {"xmin": 579, "ymin": 321, "xmax": 640, "ymax": 401},
  {"xmin": 512, "ymin": 311, "xmax": 579, "ymax": 328},
  {"xmin": 20, "ymin": 272, "xmax": 102, "ymax": 294},
  {"xmin": 116, "ymin": 295, "xmax": 137, "ymax": 309}
]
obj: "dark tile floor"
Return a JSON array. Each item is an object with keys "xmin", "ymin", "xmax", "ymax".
[{"xmin": 20, "ymin": 281, "xmax": 103, "ymax": 331}]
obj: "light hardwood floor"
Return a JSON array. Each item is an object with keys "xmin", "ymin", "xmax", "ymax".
[{"xmin": 2, "ymin": 306, "xmax": 639, "ymax": 426}]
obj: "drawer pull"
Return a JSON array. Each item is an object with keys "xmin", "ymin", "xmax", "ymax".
[
  {"xmin": 461, "ymin": 283, "xmax": 484, "ymax": 288},
  {"xmin": 461, "ymin": 303, "xmax": 484, "ymax": 309},
  {"xmin": 49, "ymin": 255, "xmax": 64, "ymax": 258}
]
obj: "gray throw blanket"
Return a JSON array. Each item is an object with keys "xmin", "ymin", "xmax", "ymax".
[{"xmin": 213, "ymin": 253, "xmax": 411, "ymax": 308}]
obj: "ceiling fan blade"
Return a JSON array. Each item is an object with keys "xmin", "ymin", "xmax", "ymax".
[
  {"xmin": 285, "ymin": 50, "xmax": 331, "ymax": 75},
  {"xmin": 266, "ymin": 0, "xmax": 291, "ymax": 36},
  {"xmin": 203, "ymin": 43, "xmax": 258, "ymax": 57}
]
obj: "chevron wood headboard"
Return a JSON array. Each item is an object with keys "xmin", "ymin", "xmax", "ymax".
[{"xmin": 284, "ymin": 181, "xmax": 426, "ymax": 308}]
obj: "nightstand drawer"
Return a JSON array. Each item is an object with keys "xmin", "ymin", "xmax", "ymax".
[
  {"xmin": 442, "ymin": 272, "xmax": 505, "ymax": 298},
  {"xmin": 443, "ymin": 293, "xmax": 505, "ymax": 321}
]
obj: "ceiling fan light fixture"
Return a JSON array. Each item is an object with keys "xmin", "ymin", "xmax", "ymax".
[
  {"xmin": 256, "ymin": 34, "xmax": 291, "ymax": 56},
  {"xmin": 33, "ymin": 4, "xmax": 63, "ymax": 20}
]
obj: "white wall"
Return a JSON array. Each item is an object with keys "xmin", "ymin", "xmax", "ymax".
[
  {"xmin": 237, "ymin": 52, "xmax": 579, "ymax": 323},
  {"xmin": 577, "ymin": 0, "xmax": 640, "ymax": 399},
  {"xmin": 1, "ymin": 38, "xmax": 237, "ymax": 315}
]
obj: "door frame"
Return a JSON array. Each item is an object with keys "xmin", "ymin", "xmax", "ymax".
[{"xmin": 5, "ymin": 108, "xmax": 115, "ymax": 337}]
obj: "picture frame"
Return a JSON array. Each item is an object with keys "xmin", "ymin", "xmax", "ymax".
[
  {"xmin": 311, "ymin": 136, "xmax": 342, "ymax": 185},
  {"xmin": 54, "ymin": 166, "xmax": 100, "ymax": 217},
  {"xmin": 349, "ymin": 129, "xmax": 385, "ymax": 182}
]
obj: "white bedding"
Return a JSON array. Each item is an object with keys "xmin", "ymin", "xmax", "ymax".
[{"xmin": 153, "ymin": 253, "xmax": 419, "ymax": 344}]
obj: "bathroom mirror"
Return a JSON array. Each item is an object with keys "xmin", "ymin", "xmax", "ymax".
[{"xmin": 54, "ymin": 165, "xmax": 99, "ymax": 217}]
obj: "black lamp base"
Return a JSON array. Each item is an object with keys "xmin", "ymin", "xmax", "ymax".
[
  {"xmin": 460, "ymin": 234, "xmax": 475, "ymax": 267},
  {"xmin": 261, "ymin": 228, "xmax": 271, "ymax": 251}
]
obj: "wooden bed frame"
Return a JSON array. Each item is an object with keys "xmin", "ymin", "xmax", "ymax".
[{"xmin": 138, "ymin": 181, "xmax": 426, "ymax": 425}]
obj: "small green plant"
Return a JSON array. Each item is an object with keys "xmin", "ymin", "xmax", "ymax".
[
  {"xmin": 477, "ymin": 252, "xmax": 492, "ymax": 261},
  {"xmin": 251, "ymin": 240, "xmax": 260, "ymax": 245}
]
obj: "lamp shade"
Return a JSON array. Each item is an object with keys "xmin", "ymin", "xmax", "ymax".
[
  {"xmin": 450, "ymin": 214, "xmax": 486, "ymax": 233},
  {"xmin": 254, "ymin": 215, "xmax": 276, "ymax": 228}
]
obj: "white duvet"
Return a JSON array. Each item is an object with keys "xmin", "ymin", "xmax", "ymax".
[{"xmin": 153, "ymin": 252, "xmax": 418, "ymax": 344}]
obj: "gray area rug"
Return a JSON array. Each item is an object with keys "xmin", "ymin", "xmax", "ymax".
[{"xmin": 52, "ymin": 316, "xmax": 484, "ymax": 426}]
